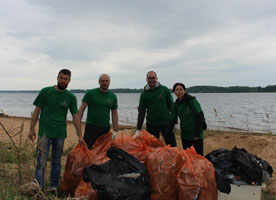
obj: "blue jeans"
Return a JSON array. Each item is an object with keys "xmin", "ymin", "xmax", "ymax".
[{"xmin": 35, "ymin": 136, "xmax": 65, "ymax": 190}]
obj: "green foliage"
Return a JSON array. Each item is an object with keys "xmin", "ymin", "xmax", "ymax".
[
  {"xmin": 1, "ymin": 85, "xmax": 276, "ymax": 93},
  {"xmin": 62, "ymin": 144, "xmax": 75, "ymax": 156},
  {"xmin": 262, "ymin": 191, "xmax": 276, "ymax": 200},
  {"xmin": 187, "ymin": 85, "xmax": 276, "ymax": 93},
  {"xmin": 70, "ymin": 88, "xmax": 143, "ymax": 93},
  {"xmin": 0, "ymin": 142, "xmax": 35, "ymax": 164}
]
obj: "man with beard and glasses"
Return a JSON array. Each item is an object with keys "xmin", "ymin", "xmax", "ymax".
[
  {"xmin": 29, "ymin": 69, "xmax": 86, "ymax": 194},
  {"xmin": 135, "ymin": 71, "xmax": 177, "ymax": 147},
  {"xmin": 78, "ymin": 74, "xmax": 118, "ymax": 149}
]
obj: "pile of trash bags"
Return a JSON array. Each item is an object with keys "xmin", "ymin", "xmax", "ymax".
[
  {"xmin": 83, "ymin": 147, "xmax": 151, "ymax": 200},
  {"xmin": 60, "ymin": 130, "xmax": 218, "ymax": 200},
  {"xmin": 205, "ymin": 147, "xmax": 273, "ymax": 194}
]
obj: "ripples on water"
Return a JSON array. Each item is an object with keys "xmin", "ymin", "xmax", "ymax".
[{"xmin": 0, "ymin": 92, "xmax": 275, "ymax": 134}]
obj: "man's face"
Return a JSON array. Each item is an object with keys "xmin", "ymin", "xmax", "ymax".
[
  {"xmin": 146, "ymin": 72, "xmax": 158, "ymax": 88},
  {"xmin": 99, "ymin": 75, "xmax": 110, "ymax": 91},
  {"xmin": 57, "ymin": 73, "xmax": 70, "ymax": 90}
]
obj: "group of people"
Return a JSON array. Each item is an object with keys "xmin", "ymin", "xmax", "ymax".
[{"xmin": 28, "ymin": 69, "xmax": 205, "ymax": 193}]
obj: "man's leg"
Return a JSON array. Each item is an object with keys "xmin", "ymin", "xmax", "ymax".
[
  {"xmin": 50, "ymin": 138, "xmax": 65, "ymax": 189},
  {"xmin": 35, "ymin": 136, "xmax": 51, "ymax": 190},
  {"xmin": 181, "ymin": 138, "xmax": 194, "ymax": 150},
  {"xmin": 181, "ymin": 138, "xmax": 203, "ymax": 156},
  {"xmin": 160, "ymin": 124, "xmax": 177, "ymax": 147},
  {"xmin": 83, "ymin": 124, "xmax": 110, "ymax": 149},
  {"xmin": 193, "ymin": 139, "xmax": 204, "ymax": 156},
  {"xmin": 146, "ymin": 124, "xmax": 160, "ymax": 139}
]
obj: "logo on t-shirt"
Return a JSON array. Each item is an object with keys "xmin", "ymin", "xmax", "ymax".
[
  {"xmin": 157, "ymin": 94, "xmax": 164, "ymax": 99},
  {"xmin": 183, "ymin": 107, "xmax": 192, "ymax": 114},
  {"xmin": 105, "ymin": 98, "xmax": 112, "ymax": 104},
  {"xmin": 60, "ymin": 101, "xmax": 68, "ymax": 107}
]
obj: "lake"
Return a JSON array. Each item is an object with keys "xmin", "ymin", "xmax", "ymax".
[{"xmin": 0, "ymin": 92, "xmax": 275, "ymax": 134}]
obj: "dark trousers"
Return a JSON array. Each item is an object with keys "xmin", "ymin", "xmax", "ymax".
[
  {"xmin": 146, "ymin": 124, "xmax": 177, "ymax": 147},
  {"xmin": 83, "ymin": 124, "xmax": 110, "ymax": 149},
  {"xmin": 181, "ymin": 138, "xmax": 203, "ymax": 156}
]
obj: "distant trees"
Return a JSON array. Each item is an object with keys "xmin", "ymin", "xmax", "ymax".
[
  {"xmin": 186, "ymin": 85, "xmax": 276, "ymax": 93},
  {"xmin": 1, "ymin": 85, "xmax": 276, "ymax": 93}
]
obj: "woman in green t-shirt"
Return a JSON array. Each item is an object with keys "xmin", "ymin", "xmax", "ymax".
[{"xmin": 169, "ymin": 83, "xmax": 205, "ymax": 155}]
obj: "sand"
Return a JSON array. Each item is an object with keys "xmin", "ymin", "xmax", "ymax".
[{"xmin": 1, "ymin": 116, "xmax": 276, "ymax": 194}]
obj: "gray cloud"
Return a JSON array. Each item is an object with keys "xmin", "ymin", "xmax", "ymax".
[{"xmin": 0, "ymin": 0, "xmax": 276, "ymax": 89}]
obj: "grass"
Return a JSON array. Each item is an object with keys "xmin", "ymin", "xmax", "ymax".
[
  {"xmin": 0, "ymin": 141, "xmax": 35, "ymax": 200},
  {"xmin": 0, "ymin": 140, "xmax": 75, "ymax": 200}
]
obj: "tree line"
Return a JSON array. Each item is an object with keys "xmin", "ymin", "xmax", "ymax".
[
  {"xmin": 1, "ymin": 85, "xmax": 276, "ymax": 93},
  {"xmin": 186, "ymin": 85, "xmax": 276, "ymax": 93}
]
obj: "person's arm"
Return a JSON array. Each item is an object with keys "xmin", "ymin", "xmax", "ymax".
[
  {"xmin": 136, "ymin": 107, "xmax": 146, "ymax": 130},
  {"xmin": 78, "ymin": 102, "xmax": 87, "ymax": 121},
  {"xmin": 29, "ymin": 106, "xmax": 41, "ymax": 141},
  {"xmin": 168, "ymin": 103, "xmax": 178, "ymax": 131},
  {"xmin": 136, "ymin": 92, "xmax": 146, "ymax": 130},
  {"xmin": 194, "ymin": 112, "xmax": 204, "ymax": 139},
  {"xmin": 72, "ymin": 113, "xmax": 86, "ymax": 145},
  {"xmin": 167, "ymin": 88, "xmax": 174, "ymax": 112},
  {"xmin": 111, "ymin": 109, "xmax": 118, "ymax": 131},
  {"xmin": 190, "ymin": 99, "xmax": 203, "ymax": 140}
]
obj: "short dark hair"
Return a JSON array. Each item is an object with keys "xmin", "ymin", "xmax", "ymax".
[
  {"xmin": 58, "ymin": 69, "xmax": 71, "ymax": 78},
  {"xmin": 173, "ymin": 82, "xmax": 186, "ymax": 92}
]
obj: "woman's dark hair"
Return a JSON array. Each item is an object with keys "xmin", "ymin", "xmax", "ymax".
[{"xmin": 173, "ymin": 82, "xmax": 186, "ymax": 92}]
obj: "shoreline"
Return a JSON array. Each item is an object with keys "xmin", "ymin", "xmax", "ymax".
[
  {"xmin": 1, "ymin": 115, "xmax": 274, "ymax": 135},
  {"xmin": 0, "ymin": 115, "xmax": 137, "ymax": 130}
]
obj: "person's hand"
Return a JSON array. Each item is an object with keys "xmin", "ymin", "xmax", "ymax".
[
  {"xmin": 133, "ymin": 130, "xmax": 141, "ymax": 138},
  {"xmin": 79, "ymin": 138, "xmax": 87, "ymax": 146},
  {"xmin": 29, "ymin": 130, "xmax": 36, "ymax": 141},
  {"xmin": 112, "ymin": 131, "xmax": 117, "ymax": 140}
]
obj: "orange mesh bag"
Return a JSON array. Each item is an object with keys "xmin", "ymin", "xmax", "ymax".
[
  {"xmin": 74, "ymin": 178, "xmax": 97, "ymax": 200},
  {"xmin": 177, "ymin": 147, "xmax": 218, "ymax": 200},
  {"xmin": 136, "ymin": 129, "xmax": 165, "ymax": 148},
  {"xmin": 146, "ymin": 146, "xmax": 181, "ymax": 200},
  {"xmin": 114, "ymin": 130, "xmax": 164, "ymax": 164},
  {"xmin": 74, "ymin": 132, "xmax": 113, "ymax": 199},
  {"xmin": 112, "ymin": 131, "xmax": 132, "ymax": 149},
  {"xmin": 89, "ymin": 132, "xmax": 112, "ymax": 165},
  {"xmin": 60, "ymin": 143, "xmax": 93, "ymax": 196},
  {"xmin": 120, "ymin": 137, "xmax": 154, "ymax": 164}
]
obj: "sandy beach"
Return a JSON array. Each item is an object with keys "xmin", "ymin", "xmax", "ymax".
[{"xmin": 1, "ymin": 115, "xmax": 276, "ymax": 195}]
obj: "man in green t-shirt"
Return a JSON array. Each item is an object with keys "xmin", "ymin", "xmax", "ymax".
[
  {"xmin": 78, "ymin": 74, "xmax": 118, "ymax": 149},
  {"xmin": 28, "ymin": 69, "xmax": 85, "ymax": 193},
  {"xmin": 135, "ymin": 71, "xmax": 176, "ymax": 147}
]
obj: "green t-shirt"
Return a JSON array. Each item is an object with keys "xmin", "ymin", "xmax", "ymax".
[
  {"xmin": 171, "ymin": 98, "xmax": 203, "ymax": 140},
  {"xmin": 82, "ymin": 88, "xmax": 118, "ymax": 127},
  {"xmin": 33, "ymin": 86, "xmax": 78, "ymax": 138},
  {"xmin": 138, "ymin": 85, "xmax": 173, "ymax": 126}
]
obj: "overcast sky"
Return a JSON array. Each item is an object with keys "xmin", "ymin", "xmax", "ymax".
[{"xmin": 1, "ymin": 0, "xmax": 276, "ymax": 90}]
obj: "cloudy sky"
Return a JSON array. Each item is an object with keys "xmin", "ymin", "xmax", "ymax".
[{"xmin": 1, "ymin": 0, "xmax": 276, "ymax": 90}]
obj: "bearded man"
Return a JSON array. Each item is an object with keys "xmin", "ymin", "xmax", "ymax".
[{"xmin": 29, "ymin": 69, "xmax": 85, "ymax": 194}]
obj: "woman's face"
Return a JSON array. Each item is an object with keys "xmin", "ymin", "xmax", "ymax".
[{"xmin": 174, "ymin": 85, "xmax": 185, "ymax": 99}]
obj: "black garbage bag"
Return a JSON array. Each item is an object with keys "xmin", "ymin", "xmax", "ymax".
[
  {"xmin": 205, "ymin": 148, "xmax": 234, "ymax": 194},
  {"xmin": 205, "ymin": 147, "xmax": 273, "ymax": 194},
  {"xmin": 83, "ymin": 147, "xmax": 151, "ymax": 200}
]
